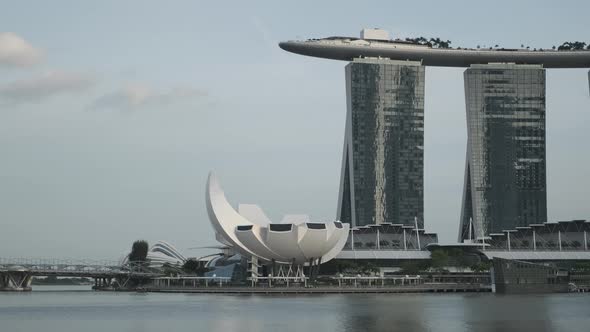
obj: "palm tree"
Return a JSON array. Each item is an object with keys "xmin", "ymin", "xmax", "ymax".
[
  {"xmin": 572, "ymin": 41, "xmax": 587, "ymax": 50},
  {"xmin": 558, "ymin": 42, "xmax": 572, "ymax": 51}
]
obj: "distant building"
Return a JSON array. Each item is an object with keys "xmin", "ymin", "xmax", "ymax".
[
  {"xmin": 459, "ymin": 64, "xmax": 547, "ymax": 241},
  {"xmin": 343, "ymin": 223, "xmax": 438, "ymax": 251},
  {"xmin": 279, "ymin": 33, "xmax": 590, "ymax": 68},
  {"xmin": 492, "ymin": 257, "xmax": 569, "ymax": 293},
  {"xmin": 360, "ymin": 28, "xmax": 390, "ymax": 41},
  {"xmin": 337, "ymin": 59, "xmax": 425, "ymax": 228},
  {"xmin": 485, "ymin": 219, "xmax": 589, "ymax": 252},
  {"xmin": 279, "ymin": 29, "xmax": 589, "ymax": 247}
]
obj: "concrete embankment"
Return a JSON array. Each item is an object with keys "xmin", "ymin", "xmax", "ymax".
[{"xmin": 145, "ymin": 284, "xmax": 492, "ymax": 294}]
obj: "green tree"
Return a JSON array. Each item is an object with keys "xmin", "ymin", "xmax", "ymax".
[
  {"xmin": 574, "ymin": 262, "xmax": 590, "ymax": 271},
  {"xmin": 471, "ymin": 261, "xmax": 492, "ymax": 273},
  {"xmin": 336, "ymin": 260, "xmax": 358, "ymax": 274},
  {"xmin": 556, "ymin": 41, "xmax": 587, "ymax": 50},
  {"xmin": 182, "ymin": 259, "xmax": 210, "ymax": 276},
  {"xmin": 454, "ymin": 253, "xmax": 471, "ymax": 269},
  {"xmin": 128, "ymin": 240, "xmax": 149, "ymax": 262},
  {"xmin": 572, "ymin": 41, "xmax": 587, "ymax": 50},
  {"xmin": 360, "ymin": 262, "xmax": 380, "ymax": 275},
  {"xmin": 400, "ymin": 261, "xmax": 421, "ymax": 275},
  {"xmin": 430, "ymin": 249, "xmax": 449, "ymax": 271}
]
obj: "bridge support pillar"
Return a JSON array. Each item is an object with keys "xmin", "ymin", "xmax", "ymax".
[
  {"xmin": 0, "ymin": 271, "xmax": 32, "ymax": 291},
  {"xmin": 92, "ymin": 277, "xmax": 114, "ymax": 290}
]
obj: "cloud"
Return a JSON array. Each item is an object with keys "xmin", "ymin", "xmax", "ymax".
[
  {"xmin": 0, "ymin": 32, "xmax": 43, "ymax": 67},
  {"xmin": 92, "ymin": 84, "xmax": 207, "ymax": 110},
  {"xmin": 0, "ymin": 70, "xmax": 96, "ymax": 104}
]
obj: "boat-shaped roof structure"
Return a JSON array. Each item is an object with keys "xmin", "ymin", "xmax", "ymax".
[{"xmin": 279, "ymin": 34, "xmax": 590, "ymax": 68}]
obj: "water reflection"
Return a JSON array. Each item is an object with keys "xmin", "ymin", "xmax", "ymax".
[
  {"xmin": 338, "ymin": 294, "xmax": 562, "ymax": 332},
  {"xmin": 1, "ymin": 288, "xmax": 589, "ymax": 332},
  {"xmin": 462, "ymin": 294, "xmax": 552, "ymax": 332},
  {"xmin": 339, "ymin": 295, "xmax": 431, "ymax": 331}
]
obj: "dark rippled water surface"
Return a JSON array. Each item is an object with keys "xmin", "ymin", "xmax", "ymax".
[{"xmin": 1, "ymin": 286, "xmax": 589, "ymax": 332}]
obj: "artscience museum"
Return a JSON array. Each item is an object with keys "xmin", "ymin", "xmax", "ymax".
[{"xmin": 206, "ymin": 172, "xmax": 350, "ymax": 280}]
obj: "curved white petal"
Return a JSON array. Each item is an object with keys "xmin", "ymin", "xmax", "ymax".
[
  {"xmin": 265, "ymin": 224, "xmax": 307, "ymax": 264},
  {"xmin": 320, "ymin": 222, "xmax": 350, "ymax": 263},
  {"xmin": 205, "ymin": 172, "xmax": 256, "ymax": 257},
  {"xmin": 235, "ymin": 224, "xmax": 288, "ymax": 263},
  {"xmin": 298, "ymin": 223, "xmax": 330, "ymax": 259},
  {"xmin": 238, "ymin": 204, "xmax": 273, "ymax": 225}
]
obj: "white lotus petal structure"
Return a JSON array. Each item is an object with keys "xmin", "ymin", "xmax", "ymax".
[{"xmin": 206, "ymin": 172, "xmax": 350, "ymax": 265}]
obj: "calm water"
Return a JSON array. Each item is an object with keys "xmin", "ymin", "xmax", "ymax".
[{"xmin": 1, "ymin": 286, "xmax": 589, "ymax": 332}]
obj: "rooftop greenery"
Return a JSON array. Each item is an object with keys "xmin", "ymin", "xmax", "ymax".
[
  {"xmin": 557, "ymin": 41, "xmax": 589, "ymax": 50},
  {"xmin": 403, "ymin": 37, "xmax": 590, "ymax": 51},
  {"xmin": 404, "ymin": 37, "xmax": 452, "ymax": 48}
]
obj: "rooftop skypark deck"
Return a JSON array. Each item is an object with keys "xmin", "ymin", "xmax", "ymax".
[{"xmin": 279, "ymin": 32, "xmax": 590, "ymax": 68}]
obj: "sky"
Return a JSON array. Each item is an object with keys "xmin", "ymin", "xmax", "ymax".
[{"xmin": 1, "ymin": 0, "xmax": 589, "ymax": 260}]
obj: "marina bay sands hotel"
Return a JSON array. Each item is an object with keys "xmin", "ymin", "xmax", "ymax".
[{"xmin": 279, "ymin": 29, "xmax": 590, "ymax": 243}]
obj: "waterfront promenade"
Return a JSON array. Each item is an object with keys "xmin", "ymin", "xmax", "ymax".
[
  {"xmin": 142, "ymin": 273, "xmax": 492, "ymax": 294},
  {"xmin": 147, "ymin": 284, "xmax": 492, "ymax": 294}
]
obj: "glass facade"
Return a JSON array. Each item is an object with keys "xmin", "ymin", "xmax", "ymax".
[
  {"xmin": 459, "ymin": 64, "xmax": 547, "ymax": 241},
  {"xmin": 337, "ymin": 59, "xmax": 425, "ymax": 227}
]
